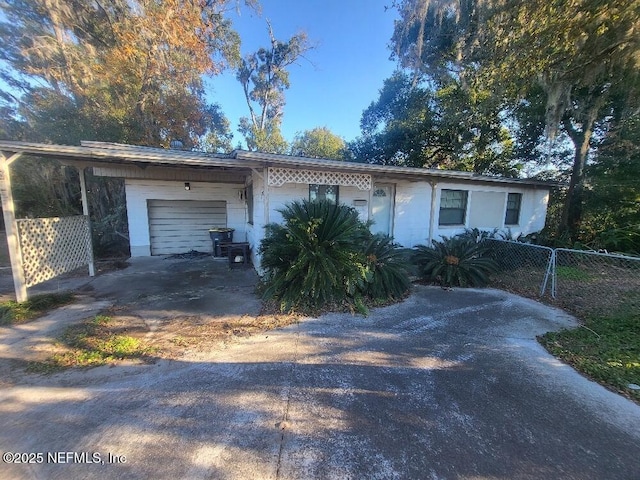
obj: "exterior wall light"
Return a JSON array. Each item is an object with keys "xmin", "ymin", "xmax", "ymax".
[{"xmin": 184, "ymin": 182, "xmax": 191, "ymax": 191}]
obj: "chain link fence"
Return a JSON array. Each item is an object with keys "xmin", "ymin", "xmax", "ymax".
[
  {"xmin": 485, "ymin": 239, "xmax": 554, "ymax": 299},
  {"xmin": 554, "ymin": 249, "xmax": 640, "ymax": 317},
  {"xmin": 484, "ymin": 239, "xmax": 640, "ymax": 318}
]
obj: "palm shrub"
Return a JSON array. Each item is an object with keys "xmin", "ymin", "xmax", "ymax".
[
  {"xmin": 362, "ymin": 233, "xmax": 411, "ymax": 301},
  {"xmin": 413, "ymin": 235, "xmax": 498, "ymax": 287},
  {"xmin": 260, "ymin": 200, "xmax": 369, "ymax": 312}
]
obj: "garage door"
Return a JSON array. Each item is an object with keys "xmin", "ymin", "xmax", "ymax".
[{"xmin": 148, "ymin": 200, "xmax": 227, "ymax": 255}]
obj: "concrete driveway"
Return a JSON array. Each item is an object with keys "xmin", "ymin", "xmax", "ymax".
[{"xmin": 1, "ymin": 284, "xmax": 640, "ymax": 479}]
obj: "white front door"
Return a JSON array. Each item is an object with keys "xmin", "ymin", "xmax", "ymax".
[{"xmin": 371, "ymin": 184, "xmax": 394, "ymax": 236}]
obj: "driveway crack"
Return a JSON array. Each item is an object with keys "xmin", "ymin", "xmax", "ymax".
[{"xmin": 275, "ymin": 323, "xmax": 300, "ymax": 479}]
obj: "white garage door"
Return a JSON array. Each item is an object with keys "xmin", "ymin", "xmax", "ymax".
[{"xmin": 148, "ymin": 200, "xmax": 227, "ymax": 255}]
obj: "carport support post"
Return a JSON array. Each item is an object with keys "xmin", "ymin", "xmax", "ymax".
[
  {"xmin": 77, "ymin": 166, "xmax": 95, "ymax": 277},
  {"xmin": 0, "ymin": 153, "xmax": 27, "ymax": 302}
]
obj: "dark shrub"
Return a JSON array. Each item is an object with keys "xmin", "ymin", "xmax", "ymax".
[
  {"xmin": 413, "ymin": 235, "xmax": 498, "ymax": 287},
  {"xmin": 362, "ymin": 233, "xmax": 411, "ymax": 301},
  {"xmin": 259, "ymin": 200, "xmax": 412, "ymax": 313},
  {"xmin": 259, "ymin": 200, "xmax": 368, "ymax": 312}
]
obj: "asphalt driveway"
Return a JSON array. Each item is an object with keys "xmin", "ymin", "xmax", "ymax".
[{"xmin": 1, "ymin": 284, "xmax": 640, "ymax": 479}]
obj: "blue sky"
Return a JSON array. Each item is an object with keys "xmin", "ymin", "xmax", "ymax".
[{"xmin": 206, "ymin": 0, "xmax": 400, "ymax": 147}]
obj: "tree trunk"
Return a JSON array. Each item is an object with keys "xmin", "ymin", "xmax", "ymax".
[{"xmin": 560, "ymin": 109, "xmax": 597, "ymax": 242}]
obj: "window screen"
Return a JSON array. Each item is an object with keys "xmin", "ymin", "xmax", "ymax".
[
  {"xmin": 439, "ymin": 189, "xmax": 468, "ymax": 225},
  {"xmin": 310, "ymin": 184, "xmax": 339, "ymax": 203},
  {"xmin": 505, "ymin": 193, "xmax": 522, "ymax": 225}
]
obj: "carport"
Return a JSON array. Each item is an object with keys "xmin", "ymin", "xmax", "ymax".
[{"xmin": 0, "ymin": 141, "xmax": 260, "ymax": 301}]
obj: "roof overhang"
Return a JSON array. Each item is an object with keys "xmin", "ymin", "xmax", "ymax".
[
  {"xmin": 233, "ymin": 150, "xmax": 558, "ymax": 189},
  {"xmin": 0, "ymin": 140, "xmax": 261, "ymax": 171},
  {"xmin": 0, "ymin": 140, "xmax": 558, "ymax": 189}
]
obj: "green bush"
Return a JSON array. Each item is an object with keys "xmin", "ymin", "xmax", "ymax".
[
  {"xmin": 363, "ymin": 233, "xmax": 411, "ymax": 301},
  {"xmin": 413, "ymin": 235, "xmax": 498, "ymax": 287},
  {"xmin": 260, "ymin": 200, "xmax": 368, "ymax": 312},
  {"xmin": 259, "ymin": 199, "xmax": 411, "ymax": 313}
]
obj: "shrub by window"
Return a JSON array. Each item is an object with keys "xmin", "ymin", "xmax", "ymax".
[
  {"xmin": 505, "ymin": 193, "xmax": 522, "ymax": 225},
  {"xmin": 439, "ymin": 189, "xmax": 468, "ymax": 225},
  {"xmin": 310, "ymin": 184, "xmax": 339, "ymax": 203}
]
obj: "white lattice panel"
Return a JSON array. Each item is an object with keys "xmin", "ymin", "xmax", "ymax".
[
  {"xmin": 268, "ymin": 167, "xmax": 371, "ymax": 190},
  {"xmin": 17, "ymin": 215, "xmax": 93, "ymax": 287}
]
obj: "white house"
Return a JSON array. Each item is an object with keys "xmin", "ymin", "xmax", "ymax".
[{"xmin": 0, "ymin": 140, "xmax": 551, "ymax": 273}]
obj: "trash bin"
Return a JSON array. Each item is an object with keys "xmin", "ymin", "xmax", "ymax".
[{"xmin": 209, "ymin": 227, "xmax": 234, "ymax": 257}]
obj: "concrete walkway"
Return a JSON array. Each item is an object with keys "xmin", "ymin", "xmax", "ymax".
[{"xmin": 1, "ymin": 286, "xmax": 639, "ymax": 479}]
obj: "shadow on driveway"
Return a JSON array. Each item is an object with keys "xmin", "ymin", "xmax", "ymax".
[{"xmin": 1, "ymin": 284, "xmax": 639, "ymax": 479}]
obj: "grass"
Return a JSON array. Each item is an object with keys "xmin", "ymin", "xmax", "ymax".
[
  {"xmin": 27, "ymin": 315, "xmax": 156, "ymax": 373},
  {"xmin": 539, "ymin": 308, "xmax": 640, "ymax": 402},
  {"xmin": 555, "ymin": 265, "xmax": 593, "ymax": 281},
  {"xmin": 0, "ymin": 292, "xmax": 74, "ymax": 325}
]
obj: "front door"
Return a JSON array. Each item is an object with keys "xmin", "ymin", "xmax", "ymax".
[{"xmin": 371, "ymin": 184, "xmax": 394, "ymax": 236}]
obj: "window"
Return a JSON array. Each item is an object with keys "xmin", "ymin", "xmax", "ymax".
[
  {"xmin": 246, "ymin": 183, "xmax": 254, "ymax": 225},
  {"xmin": 505, "ymin": 193, "xmax": 522, "ymax": 225},
  {"xmin": 309, "ymin": 184, "xmax": 339, "ymax": 203},
  {"xmin": 439, "ymin": 189, "xmax": 468, "ymax": 226}
]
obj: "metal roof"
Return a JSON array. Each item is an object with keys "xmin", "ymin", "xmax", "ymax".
[
  {"xmin": 0, "ymin": 140, "xmax": 257, "ymax": 170},
  {"xmin": 0, "ymin": 140, "xmax": 555, "ymax": 188},
  {"xmin": 233, "ymin": 150, "xmax": 556, "ymax": 187}
]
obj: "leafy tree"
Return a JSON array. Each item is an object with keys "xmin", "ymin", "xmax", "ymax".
[
  {"xmin": 581, "ymin": 116, "xmax": 640, "ymax": 252},
  {"xmin": 0, "ymin": 0, "xmax": 242, "ymax": 148},
  {"xmin": 236, "ymin": 22, "xmax": 312, "ymax": 153},
  {"xmin": 350, "ymin": 71, "xmax": 520, "ymax": 176},
  {"xmin": 0, "ymin": 0, "xmax": 246, "ymax": 255},
  {"xmin": 391, "ymin": 0, "xmax": 640, "ymax": 239},
  {"xmin": 290, "ymin": 127, "xmax": 346, "ymax": 160}
]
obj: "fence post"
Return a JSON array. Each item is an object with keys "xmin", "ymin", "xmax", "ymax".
[{"xmin": 551, "ymin": 250, "xmax": 556, "ymax": 298}]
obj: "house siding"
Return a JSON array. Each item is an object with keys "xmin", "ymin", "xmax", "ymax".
[
  {"xmin": 430, "ymin": 182, "xmax": 548, "ymax": 241},
  {"xmin": 392, "ymin": 180, "xmax": 432, "ymax": 247},
  {"xmin": 125, "ymin": 179, "xmax": 247, "ymax": 256}
]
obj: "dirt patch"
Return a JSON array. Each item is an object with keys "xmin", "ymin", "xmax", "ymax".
[
  {"xmin": 20, "ymin": 303, "xmax": 300, "ymax": 374},
  {"xmin": 98, "ymin": 302, "xmax": 300, "ymax": 360}
]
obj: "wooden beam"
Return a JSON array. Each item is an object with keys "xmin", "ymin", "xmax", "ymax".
[
  {"xmin": 0, "ymin": 154, "xmax": 27, "ymax": 302},
  {"xmin": 3, "ymin": 152, "xmax": 23, "ymax": 165}
]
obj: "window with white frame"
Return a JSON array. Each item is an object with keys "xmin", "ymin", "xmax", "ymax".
[
  {"xmin": 505, "ymin": 193, "xmax": 522, "ymax": 225},
  {"xmin": 309, "ymin": 184, "xmax": 339, "ymax": 203},
  {"xmin": 439, "ymin": 189, "xmax": 468, "ymax": 225}
]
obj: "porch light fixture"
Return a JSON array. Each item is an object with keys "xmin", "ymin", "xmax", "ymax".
[{"xmin": 184, "ymin": 182, "xmax": 191, "ymax": 191}]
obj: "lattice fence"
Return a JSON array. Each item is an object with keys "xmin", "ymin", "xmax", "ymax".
[
  {"xmin": 268, "ymin": 167, "xmax": 372, "ymax": 190},
  {"xmin": 17, "ymin": 215, "xmax": 93, "ymax": 287}
]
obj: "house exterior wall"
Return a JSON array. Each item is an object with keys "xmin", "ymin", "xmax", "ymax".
[
  {"xmin": 124, "ymin": 172, "xmax": 548, "ymax": 266},
  {"xmin": 392, "ymin": 180, "xmax": 432, "ymax": 247},
  {"xmin": 266, "ymin": 183, "xmax": 366, "ymax": 225},
  {"xmin": 246, "ymin": 175, "xmax": 548, "ymax": 269},
  {"xmin": 430, "ymin": 182, "xmax": 548, "ymax": 241},
  {"xmin": 125, "ymin": 179, "xmax": 247, "ymax": 256}
]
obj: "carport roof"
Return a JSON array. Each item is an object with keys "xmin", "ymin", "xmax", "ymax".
[{"xmin": 0, "ymin": 140, "xmax": 556, "ymax": 188}]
